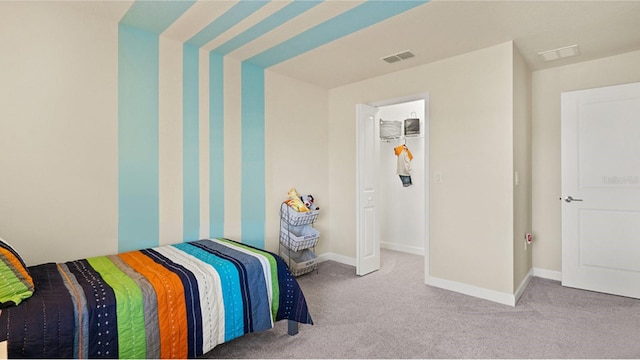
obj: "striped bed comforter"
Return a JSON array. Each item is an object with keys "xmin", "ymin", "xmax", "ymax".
[{"xmin": 0, "ymin": 238, "xmax": 313, "ymax": 359}]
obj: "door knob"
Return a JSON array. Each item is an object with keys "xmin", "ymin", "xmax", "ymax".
[{"xmin": 564, "ymin": 196, "xmax": 583, "ymax": 203}]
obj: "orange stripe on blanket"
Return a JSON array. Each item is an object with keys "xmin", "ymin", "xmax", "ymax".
[
  {"xmin": 0, "ymin": 248, "xmax": 34, "ymax": 289},
  {"xmin": 118, "ymin": 251, "xmax": 188, "ymax": 359}
]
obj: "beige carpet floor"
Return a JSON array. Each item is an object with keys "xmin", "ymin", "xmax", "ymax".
[{"xmin": 204, "ymin": 249, "xmax": 640, "ymax": 359}]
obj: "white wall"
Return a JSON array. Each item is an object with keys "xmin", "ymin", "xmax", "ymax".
[
  {"xmin": 265, "ymin": 70, "xmax": 330, "ymax": 254},
  {"xmin": 378, "ymin": 100, "xmax": 425, "ymax": 255},
  {"xmin": 158, "ymin": 35, "xmax": 184, "ymax": 247},
  {"xmin": 0, "ymin": 2, "xmax": 119, "ymax": 265},
  {"xmin": 512, "ymin": 45, "xmax": 533, "ymax": 290},
  {"xmin": 328, "ymin": 42, "xmax": 516, "ymax": 294},
  {"xmin": 222, "ymin": 56, "xmax": 243, "ymax": 241},
  {"xmin": 531, "ymin": 49, "xmax": 640, "ymax": 273},
  {"xmin": 0, "ymin": 2, "xmax": 330, "ymax": 265},
  {"xmin": 9, "ymin": 1, "xmax": 639, "ymax": 296}
]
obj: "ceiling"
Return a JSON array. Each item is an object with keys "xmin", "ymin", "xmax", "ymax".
[{"xmin": 66, "ymin": 0, "xmax": 640, "ymax": 89}]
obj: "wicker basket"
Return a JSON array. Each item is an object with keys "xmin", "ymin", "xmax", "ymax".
[
  {"xmin": 280, "ymin": 245, "xmax": 317, "ymax": 277},
  {"xmin": 279, "ymin": 221, "xmax": 319, "ymax": 251},
  {"xmin": 380, "ymin": 119, "xmax": 402, "ymax": 139},
  {"xmin": 280, "ymin": 202, "xmax": 319, "ymax": 226}
]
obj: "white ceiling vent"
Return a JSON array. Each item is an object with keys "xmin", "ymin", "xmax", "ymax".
[
  {"xmin": 382, "ymin": 50, "xmax": 415, "ymax": 64},
  {"xmin": 538, "ymin": 44, "xmax": 580, "ymax": 62},
  {"xmin": 382, "ymin": 55, "xmax": 402, "ymax": 64}
]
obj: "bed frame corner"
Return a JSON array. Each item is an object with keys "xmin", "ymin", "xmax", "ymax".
[{"xmin": 287, "ymin": 320, "xmax": 299, "ymax": 336}]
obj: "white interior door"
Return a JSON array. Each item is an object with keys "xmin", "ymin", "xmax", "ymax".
[
  {"xmin": 561, "ymin": 81, "xmax": 640, "ymax": 299},
  {"xmin": 356, "ymin": 104, "xmax": 380, "ymax": 276}
]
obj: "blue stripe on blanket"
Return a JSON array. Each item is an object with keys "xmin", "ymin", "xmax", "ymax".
[
  {"xmin": 58, "ymin": 263, "xmax": 91, "ymax": 359},
  {"xmin": 194, "ymin": 240, "xmax": 273, "ymax": 332},
  {"xmin": 172, "ymin": 242, "xmax": 244, "ymax": 342},
  {"xmin": 188, "ymin": 241, "xmax": 252, "ymax": 333},
  {"xmin": 141, "ymin": 249, "xmax": 203, "ymax": 358},
  {"xmin": 66, "ymin": 259, "xmax": 119, "ymax": 358},
  {"xmin": 213, "ymin": 238, "xmax": 314, "ymax": 325}
]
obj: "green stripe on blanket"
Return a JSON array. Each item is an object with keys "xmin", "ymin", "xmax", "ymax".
[{"xmin": 87, "ymin": 256, "xmax": 147, "ymax": 358}]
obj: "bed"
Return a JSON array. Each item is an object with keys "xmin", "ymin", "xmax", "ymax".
[{"xmin": 0, "ymin": 238, "xmax": 313, "ymax": 359}]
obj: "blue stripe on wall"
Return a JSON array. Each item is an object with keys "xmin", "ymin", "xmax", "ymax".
[
  {"xmin": 213, "ymin": 0, "xmax": 323, "ymax": 55},
  {"xmin": 120, "ymin": 0, "xmax": 196, "ymax": 34},
  {"xmin": 117, "ymin": 0, "xmax": 429, "ymax": 251},
  {"xmin": 118, "ymin": 24, "xmax": 160, "ymax": 252},
  {"xmin": 246, "ymin": 0, "xmax": 429, "ymax": 68},
  {"xmin": 183, "ymin": 44, "xmax": 200, "ymax": 241},
  {"xmin": 209, "ymin": 52, "xmax": 225, "ymax": 237},
  {"xmin": 187, "ymin": 0, "xmax": 269, "ymax": 47},
  {"xmin": 241, "ymin": 62, "xmax": 266, "ymax": 248}
]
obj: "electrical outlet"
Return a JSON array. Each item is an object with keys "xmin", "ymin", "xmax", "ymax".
[{"xmin": 524, "ymin": 233, "xmax": 532, "ymax": 251}]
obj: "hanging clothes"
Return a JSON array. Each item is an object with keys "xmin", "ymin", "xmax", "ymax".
[{"xmin": 394, "ymin": 144, "xmax": 413, "ymax": 187}]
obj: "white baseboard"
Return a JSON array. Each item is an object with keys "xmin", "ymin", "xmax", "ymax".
[
  {"xmin": 380, "ymin": 242, "xmax": 424, "ymax": 256},
  {"xmin": 316, "ymin": 252, "xmax": 546, "ymax": 307},
  {"xmin": 514, "ymin": 268, "xmax": 534, "ymax": 305},
  {"xmin": 316, "ymin": 252, "xmax": 356, "ymax": 267},
  {"xmin": 427, "ymin": 275, "xmax": 518, "ymax": 307},
  {"xmin": 533, "ymin": 267, "xmax": 562, "ymax": 281},
  {"xmin": 427, "ymin": 268, "xmax": 534, "ymax": 307},
  {"xmin": 315, "ymin": 245, "xmax": 425, "ymax": 266}
]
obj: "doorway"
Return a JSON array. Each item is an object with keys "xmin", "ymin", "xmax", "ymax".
[
  {"xmin": 356, "ymin": 94, "xmax": 430, "ymax": 279},
  {"xmin": 561, "ymin": 81, "xmax": 640, "ymax": 299}
]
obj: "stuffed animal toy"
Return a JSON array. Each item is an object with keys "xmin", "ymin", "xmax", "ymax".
[
  {"xmin": 299, "ymin": 194, "xmax": 319, "ymax": 211},
  {"xmin": 285, "ymin": 188, "xmax": 309, "ymax": 212}
]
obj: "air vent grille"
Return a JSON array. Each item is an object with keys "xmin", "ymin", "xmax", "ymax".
[
  {"xmin": 382, "ymin": 55, "xmax": 402, "ymax": 64},
  {"xmin": 382, "ymin": 50, "xmax": 415, "ymax": 64},
  {"xmin": 396, "ymin": 51, "xmax": 415, "ymax": 60},
  {"xmin": 538, "ymin": 44, "xmax": 580, "ymax": 62}
]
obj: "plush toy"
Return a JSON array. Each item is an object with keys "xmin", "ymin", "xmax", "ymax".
[
  {"xmin": 285, "ymin": 188, "xmax": 309, "ymax": 212},
  {"xmin": 299, "ymin": 194, "xmax": 319, "ymax": 211}
]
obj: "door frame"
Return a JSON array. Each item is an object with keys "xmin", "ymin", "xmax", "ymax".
[
  {"xmin": 561, "ymin": 82, "xmax": 640, "ymax": 299},
  {"xmin": 356, "ymin": 93, "xmax": 430, "ymax": 281}
]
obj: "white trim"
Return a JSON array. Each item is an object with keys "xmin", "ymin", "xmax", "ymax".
[
  {"xmin": 534, "ymin": 267, "xmax": 562, "ymax": 281},
  {"xmin": 514, "ymin": 268, "xmax": 534, "ymax": 305},
  {"xmin": 427, "ymin": 276, "xmax": 517, "ymax": 307},
  {"xmin": 380, "ymin": 242, "xmax": 424, "ymax": 256},
  {"xmin": 317, "ymin": 252, "xmax": 356, "ymax": 267}
]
